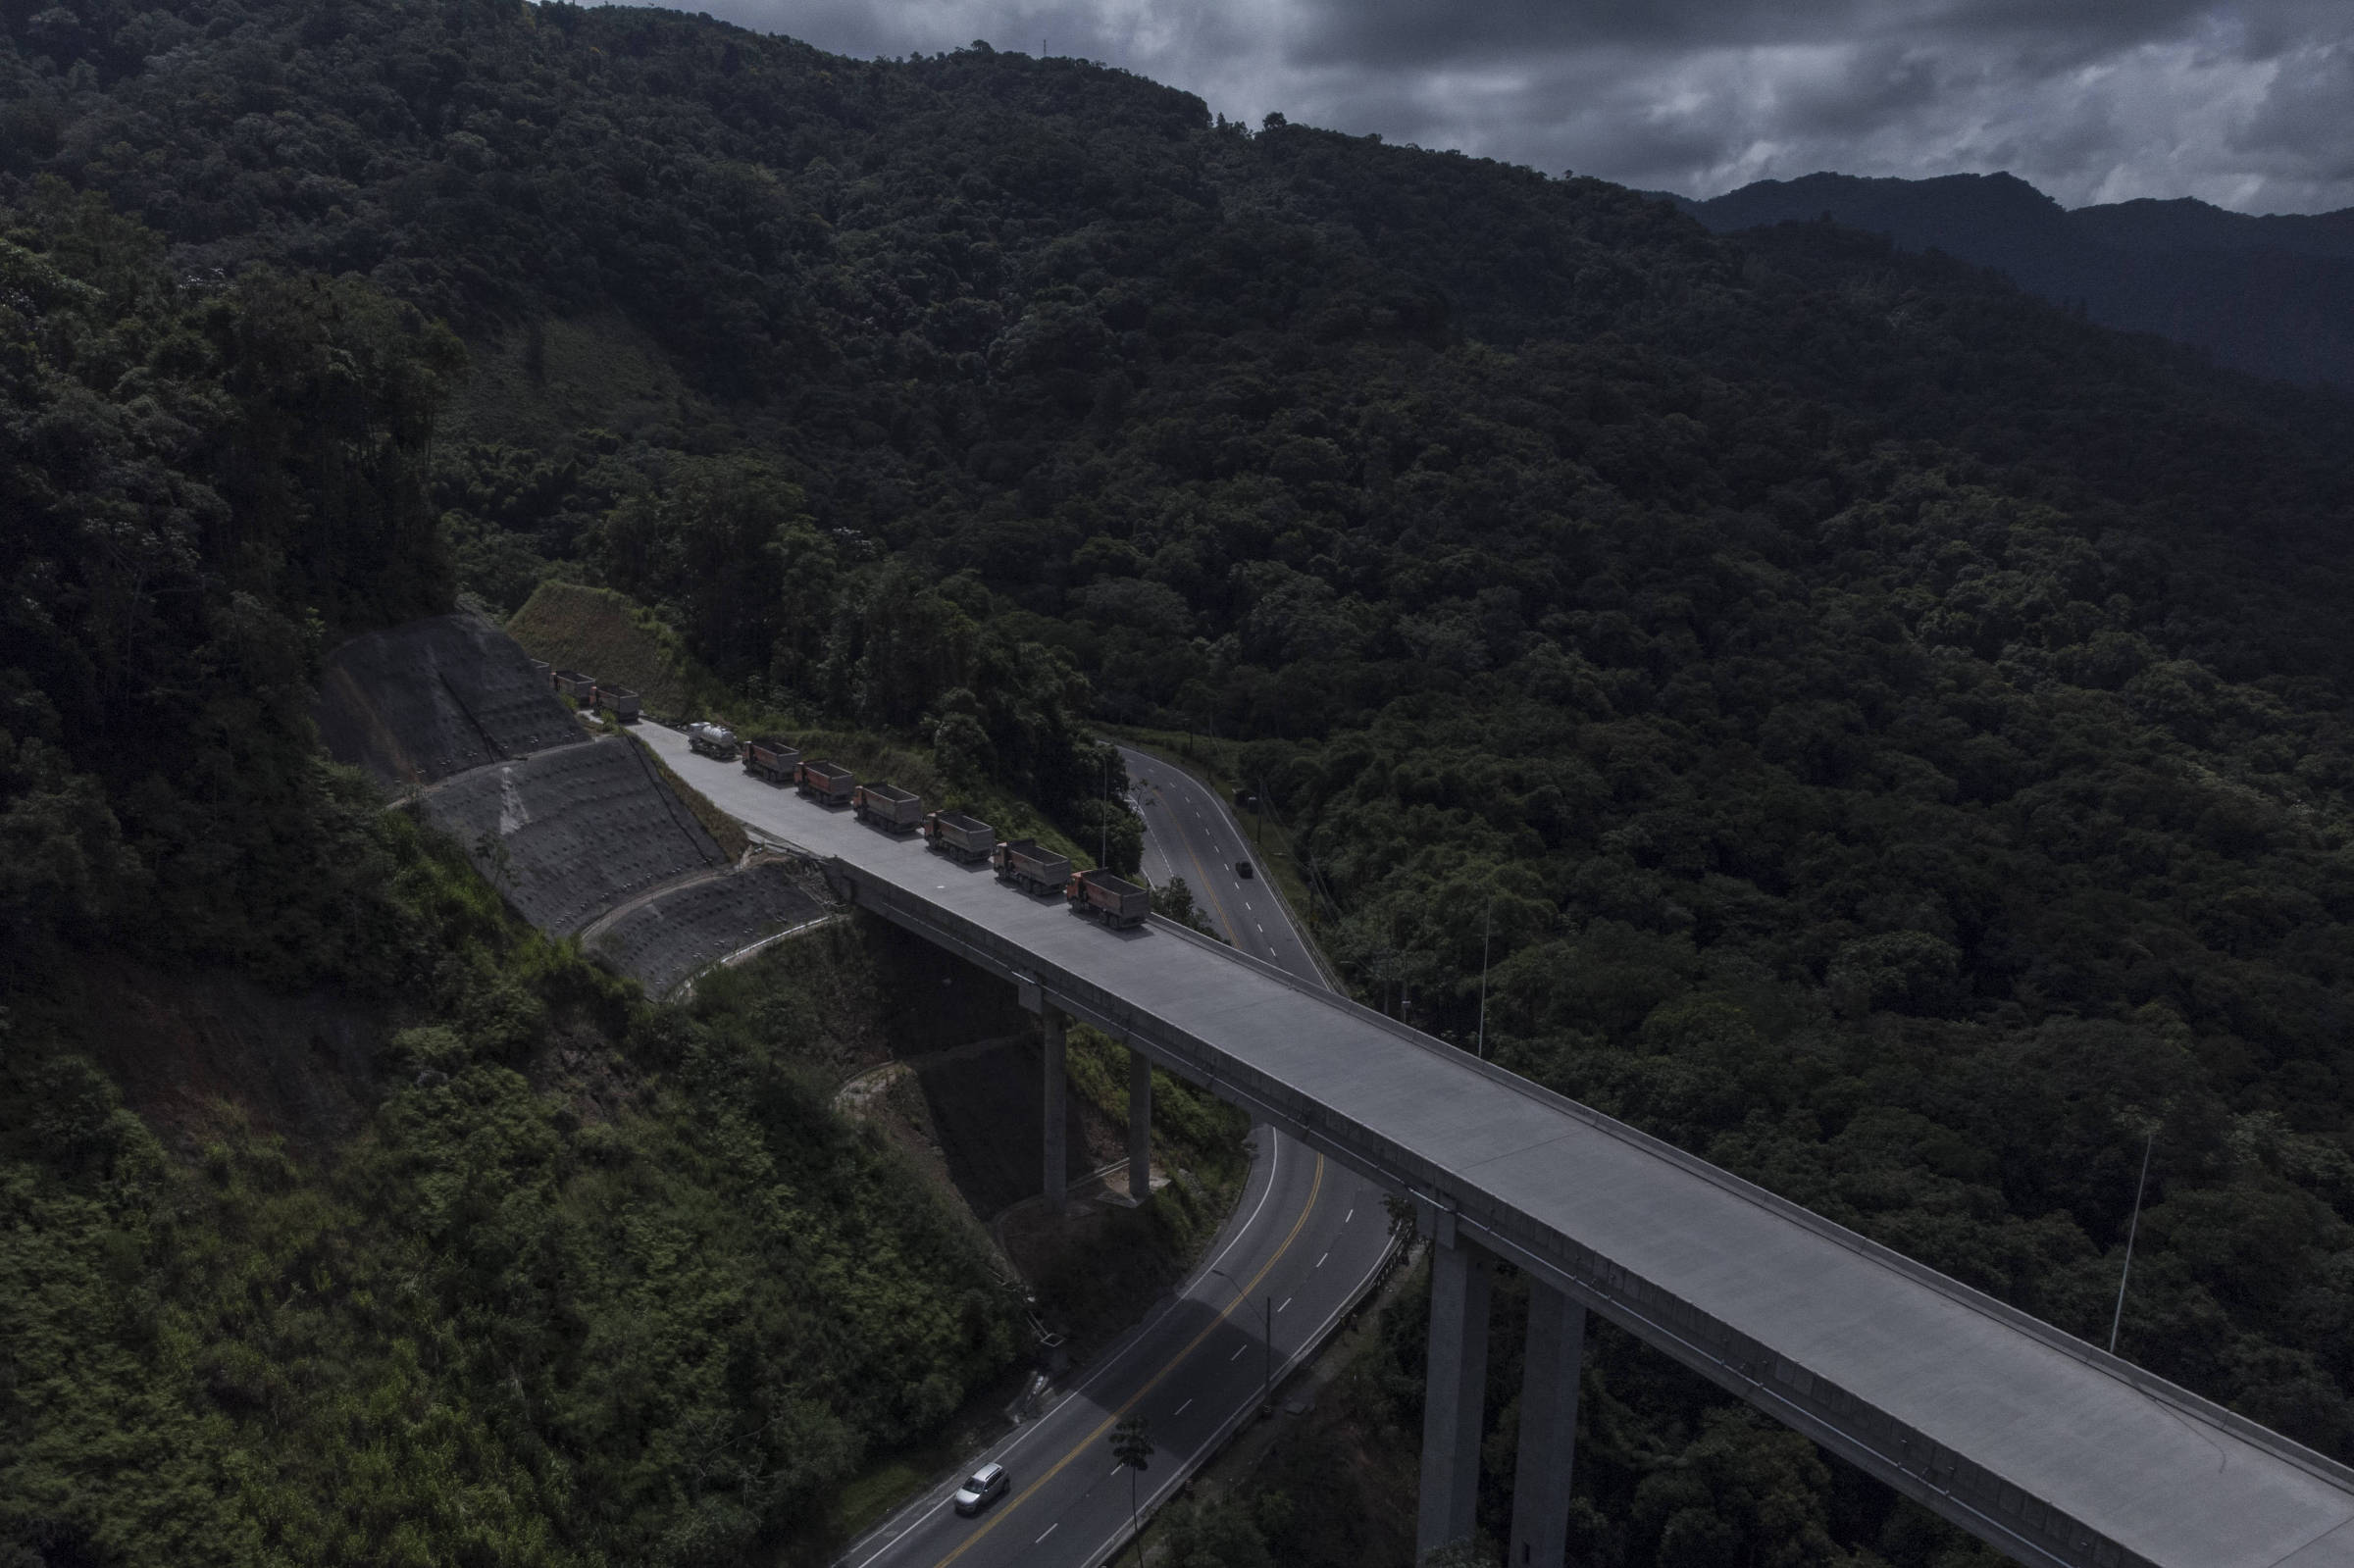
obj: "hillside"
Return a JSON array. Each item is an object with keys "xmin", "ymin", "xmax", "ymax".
[
  {"xmin": 7, "ymin": 4, "xmax": 2354, "ymax": 1565},
  {"xmin": 505, "ymin": 580, "xmax": 730, "ymax": 719},
  {"xmin": 1672, "ymin": 170, "xmax": 2354, "ymax": 386}
]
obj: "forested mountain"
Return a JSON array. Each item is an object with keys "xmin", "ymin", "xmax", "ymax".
[
  {"xmin": 7, "ymin": 3, "xmax": 2354, "ymax": 1566},
  {"xmin": 1671, "ymin": 171, "xmax": 2354, "ymax": 386}
]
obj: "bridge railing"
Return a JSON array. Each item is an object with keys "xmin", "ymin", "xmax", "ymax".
[{"xmin": 837, "ymin": 861, "xmax": 2349, "ymax": 1568}]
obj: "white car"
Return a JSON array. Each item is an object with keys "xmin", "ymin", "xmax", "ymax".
[{"xmin": 953, "ymin": 1462, "xmax": 1009, "ymax": 1516}]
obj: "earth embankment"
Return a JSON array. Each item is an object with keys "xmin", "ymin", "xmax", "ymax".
[
  {"xmin": 316, "ymin": 611, "xmax": 588, "ymax": 786},
  {"xmin": 316, "ymin": 614, "xmax": 820, "ymax": 992},
  {"xmin": 586, "ymin": 859, "xmax": 832, "ymax": 994},
  {"xmin": 419, "ymin": 736, "xmax": 729, "ymax": 936}
]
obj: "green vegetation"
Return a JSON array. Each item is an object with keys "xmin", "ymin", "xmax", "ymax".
[
  {"xmin": 3, "ymin": 817, "xmax": 1026, "ymax": 1567},
  {"xmin": 8, "ymin": 4, "xmax": 2354, "ymax": 1565},
  {"xmin": 1045, "ymin": 1025, "xmax": 1253, "ymax": 1344},
  {"xmin": 0, "ymin": 177, "xmax": 1034, "ymax": 1566},
  {"xmin": 508, "ymin": 580, "xmax": 732, "ymax": 719}
]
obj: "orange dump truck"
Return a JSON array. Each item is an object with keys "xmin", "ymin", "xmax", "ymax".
[
  {"xmin": 924, "ymin": 810, "xmax": 996, "ymax": 863},
  {"xmin": 743, "ymin": 736, "xmax": 800, "ymax": 784},
  {"xmin": 993, "ymin": 838, "xmax": 1072, "ymax": 896},
  {"xmin": 1067, "ymin": 867, "xmax": 1151, "ymax": 930},
  {"xmin": 795, "ymin": 758, "xmax": 855, "ymax": 805},
  {"xmin": 853, "ymin": 781, "xmax": 923, "ymax": 833}
]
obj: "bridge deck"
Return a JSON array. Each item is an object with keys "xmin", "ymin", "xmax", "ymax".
[{"xmin": 643, "ymin": 724, "xmax": 2354, "ymax": 1568}]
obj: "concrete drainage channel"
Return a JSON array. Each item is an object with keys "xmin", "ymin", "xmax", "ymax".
[{"xmin": 314, "ymin": 611, "xmax": 841, "ymax": 995}]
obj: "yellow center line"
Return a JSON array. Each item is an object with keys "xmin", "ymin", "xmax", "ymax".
[
  {"xmin": 1160, "ymin": 789, "xmax": 1243, "ymax": 944},
  {"xmin": 928, "ymin": 1154, "xmax": 1329, "ymax": 1568}
]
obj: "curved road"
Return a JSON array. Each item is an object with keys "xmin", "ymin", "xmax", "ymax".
[{"xmin": 833, "ymin": 747, "xmax": 1391, "ymax": 1568}]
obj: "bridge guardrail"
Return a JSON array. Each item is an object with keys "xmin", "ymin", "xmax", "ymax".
[{"xmin": 836, "ymin": 859, "xmax": 2343, "ymax": 1568}]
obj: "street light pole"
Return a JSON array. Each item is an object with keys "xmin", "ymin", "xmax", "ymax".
[
  {"xmin": 2111, "ymin": 1126, "xmax": 2156, "ymax": 1354},
  {"xmin": 1475, "ymin": 899, "xmax": 1492, "ymax": 1060},
  {"xmin": 1262, "ymin": 1292, "xmax": 1273, "ymax": 1413}
]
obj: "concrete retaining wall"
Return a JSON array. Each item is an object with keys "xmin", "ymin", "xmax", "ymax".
[
  {"xmin": 587, "ymin": 861, "xmax": 831, "ymax": 995},
  {"xmin": 422, "ymin": 736, "xmax": 727, "ymax": 935},
  {"xmin": 317, "ymin": 612, "xmax": 587, "ymax": 786}
]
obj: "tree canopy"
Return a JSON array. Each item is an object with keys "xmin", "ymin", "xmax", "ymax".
[{"xmin": 7, "ymin": 4, "xmax": 2354, "ymax": 1564}]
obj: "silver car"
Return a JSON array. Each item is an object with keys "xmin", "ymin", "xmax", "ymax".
[{"xmin": 953, "ymin": 1462, "xmax": 1009, "ymax": 1516}]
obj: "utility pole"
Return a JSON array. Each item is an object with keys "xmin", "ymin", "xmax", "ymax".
[
  {"xmin": 1110, "ymin": 1415, "xmax": 1152, "ymax": 1567},
  {"xmin": 1475, "ymin": 900, "xmax": 1492, "ymax": 1060},
  {"xmin": 2110, "ymin": 1125, "xmax": 2156, "ymax": 1354},
  {"xmin": 1261, "ymin": 1292, "xmax": 1273, "ymax": 1413}
]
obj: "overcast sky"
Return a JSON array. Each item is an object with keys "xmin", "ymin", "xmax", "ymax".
[{"xmin": 672, "ymin": 0, "xmax": 2353, "ymax": 214}]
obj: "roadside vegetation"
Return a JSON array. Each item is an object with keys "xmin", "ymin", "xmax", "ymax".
[
  {"xmin": 1040, "ymin": 1025, "xmax": 1254, "ymax": 1346},
  {"xmin": 0, "ymin": 184, "xmax": 1094, "ymax": 1568},
  {"xmin": 7, "ymin": 5, "xmax": 2354, "ymax": 1565}
]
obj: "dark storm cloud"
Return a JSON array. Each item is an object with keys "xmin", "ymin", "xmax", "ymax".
[{"xmin": 675, "ymin": 0, "xmax": 2354, "ymax": 212}]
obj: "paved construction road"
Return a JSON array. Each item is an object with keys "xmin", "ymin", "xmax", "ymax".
[{"xmin": 822, "ymin": 743, "xmax": 1391, "ymax": 1568}]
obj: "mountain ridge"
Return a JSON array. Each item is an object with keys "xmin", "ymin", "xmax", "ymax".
[{"xmin": 1663, "ymin": 170, "xmax": 2354, "ymax": 384}]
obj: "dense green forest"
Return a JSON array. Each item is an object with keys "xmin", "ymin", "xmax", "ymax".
[{"xmin": 7, "ymin": 2, "xmax": 2354, "ymax": 1565}]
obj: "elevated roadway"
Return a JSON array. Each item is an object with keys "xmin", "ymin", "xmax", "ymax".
[
  {"xmin": 812, "ymin": 740, "xmax": 1390, "ymax": 1568},
  {"xmin": 643, "ymin": 724, "xmax": 2354, "ymax": 1568}
]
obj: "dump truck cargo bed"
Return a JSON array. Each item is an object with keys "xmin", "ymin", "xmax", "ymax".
[
  {"xmin": 743, "ymin": 737, "xmax": 800, "ymax": 784},
  {"xmin": 925, "ymin": 810, "xmax": 996, "ymax": 861},
  {"xmin": 1068, "ymin": 867, "xmax": 1151, "ymax": 929},
  {"xmin": 853, "ymin": 781, "xmax": 923, "ymax": 832},
  {"xmin": 594, "ymin": 683, "xmax": 640, "ymax": 722},
  {"xmin": 796, "ymin": 759, "xmax": 855, "ymax": 803},
  {"xmin": 993, "ymin": 837, "xmax": 1072, "ymax": 894}
]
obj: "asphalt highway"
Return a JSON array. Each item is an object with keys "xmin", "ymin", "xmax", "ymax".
[{"xmin": 826, "ymin": 746, "xmax": 1392, "ymax": 1568}]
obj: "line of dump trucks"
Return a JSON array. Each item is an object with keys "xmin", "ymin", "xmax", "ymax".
[
  {"xmin": 530, "ymin": 660, "xmax": 640, "ymax": 722},
  {"xmin": 682, "ymin": 723, "xmax": 1151, "ymax": 931}
]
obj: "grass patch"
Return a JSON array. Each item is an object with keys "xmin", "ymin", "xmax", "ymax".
[
  {"xmin": 831, "ymin": 1455, "xmax": 937, "ymax": 1543},
  {"xmin": 629, "ymin": 732, "xmax": 751, "ymax": 861},
  {"xmin": 508, "ymin": 580, "xmax": 730, "ymax": 719}
]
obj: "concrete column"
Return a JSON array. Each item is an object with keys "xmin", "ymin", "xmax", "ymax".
[
  {"xmin": 1042, "ymin": 1009, "xmax": 1067, "ymax": 1216},
  {"xmin": 1127, "ymin": 1049, "xmax": 1152, "ymax": 1203},
  {"xmin": 1509, "ymin": 1282, "xmax": 1587, "ymax": 1568},
  {"xmin": 1417, "ymin": 1235, "xmax": 1493, "ymax": 1560}
]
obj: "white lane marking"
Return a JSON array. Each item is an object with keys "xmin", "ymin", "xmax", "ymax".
[
  {"xmin": 845, "ymin": 1136, "xmax": 1286, "ymax": 1568},
  {"xmin": 1257, "ymin": 923, "xmax": 1265, "ymax": 933},
  {"xmin": 1176, "ymin": 1398, "xmax": 1193, "ymax": 1416},
  {"xmin": 1037, "ymin": 1523, "xmax": 1059, "ymax": 1543},
  {"xmin": 1346, "ymin": 1208, "xmax": 1354, "ymax": 1223},
  {"xmin": 1073, "ymin": 1213, "xmax": 1400, "ymax": 1568},
  {"xmin": 1244, "ymin": 902, "xmax": 1253, "ymax": 910},
  {"xmin": 1317, "ymin": 1252, "xmax": 1328, "ymax": 1268},
  {"xmin": 1230, "ymin": 1344, "xmax": 1248, "ymax": 1361},
  {"xmin": 1278, "ymin": 1296, "xmax": 1293, "ymax": 1313},
  {"xmin": 1110, "ymin": 1462, "xmax": 1125, "ymax": 1477}
]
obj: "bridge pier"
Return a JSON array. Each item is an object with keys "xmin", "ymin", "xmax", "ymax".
[
  {"xmin": 1509, "ymin": 1282, "xmax": 1586, "ymax": 1567},
  {"xmin": 1416, "ymin": 1228, "xmax": 1494, "ymax": 1560},
  {"xmin": 1127, "ymin": 1049, "xmax": 1152, "ymax": 1203},
  {"xmin": 1042, "ymin": 1008, "xmax": 1067, "ymax": 1215}
]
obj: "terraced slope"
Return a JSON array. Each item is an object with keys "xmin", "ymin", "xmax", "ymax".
[
  {"xmin": 585, "ymin": 859, "xmax": 831, "ymax": 995},
  {"xmin": 317, "ymin": 612, "xmax": 587, "ymax": 786},
  {"xmin": 419, "ymin": 737, "xmax": 728, "ymax": 936}
]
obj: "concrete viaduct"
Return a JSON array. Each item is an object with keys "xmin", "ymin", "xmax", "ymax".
[{"xmin": 641, "ymin": 723, "xmax": 2354, "ymax": 1568}]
